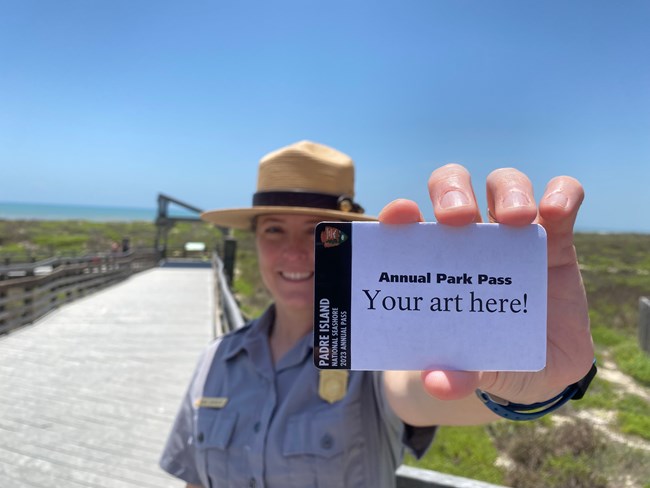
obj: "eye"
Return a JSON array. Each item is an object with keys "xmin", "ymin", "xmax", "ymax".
[{"xmin": 262, "ymin": 225, "xmax": 284, "ymax": 235}]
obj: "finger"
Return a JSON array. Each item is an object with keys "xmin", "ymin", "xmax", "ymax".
[
  {"xmin": 420, "ymin": 370, "xmax": 481, "ymax": 401},
  {"xmin": 378, "ymin": 199, "xmax": 424, "ymax": 224},
  {"xmin": 486, "ymin": 168, "xmax": 538, "ymax": 226},
  {"xmin": 538, "ymin": 176, "xmax": 584, "ymax": 237},
  {"xmin": 428, "ymin": 164, "xmax": 482, "ymax": 225},
  {"xmin": 538, "ymin": 176, "xmax": 586, "ymax": 269}
]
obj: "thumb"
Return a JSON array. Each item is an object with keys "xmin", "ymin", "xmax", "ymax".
[{"xmin": 420, "ymin": 370, "xmax": 482, "ymax": 401}]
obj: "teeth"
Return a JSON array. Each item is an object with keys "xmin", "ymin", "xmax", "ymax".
[{"xmin": 281, "ymin": 271, "xmax": 313, "ymax": 281}]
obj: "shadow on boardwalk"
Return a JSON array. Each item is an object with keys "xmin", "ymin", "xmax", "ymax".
[{"xmin": 0, "ymin": 267, "xmax": 214, "ymax": 488}]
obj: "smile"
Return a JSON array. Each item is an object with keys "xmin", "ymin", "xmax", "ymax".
[{"xmin": 280, "ymin": 271, "xmax": 314, "ymax": 281}]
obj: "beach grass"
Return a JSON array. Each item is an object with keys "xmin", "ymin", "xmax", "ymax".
[{"xmin": 0, "ymin": 219, "xmax": 223, "ymax": 261}]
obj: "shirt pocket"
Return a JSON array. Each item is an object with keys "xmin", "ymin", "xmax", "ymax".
[
  {"xmin": 282, "ymin": 408, "xmax": 365, "ymax": 487},
  {"xmin": 195, "ymin": 409, "xmax": 240, "ymax": 487}
]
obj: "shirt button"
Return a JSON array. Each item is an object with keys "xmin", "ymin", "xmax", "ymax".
[
  {"xmin": 197, "ymin": 432, "xmax": 204, "ymax": 443},
  {"xmin": 253, "ymin": 421, "xmax": 261, "ymax": 433},
  {"xmin": 249, "ymin": 477, "xmax": 257, "ymax": 488},
  {"xmin": 320, "ymin": 434, "xmax": 334, "ymax": 450}
]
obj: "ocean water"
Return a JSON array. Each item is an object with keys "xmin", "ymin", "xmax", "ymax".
[{"xmin": 0, "ymin": 201, "xmax": 157, "ymax": 222}]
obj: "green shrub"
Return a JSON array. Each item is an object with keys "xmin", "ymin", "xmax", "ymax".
[
  {"xmin": 619, "ymin": 412, "xmax": 650, "ymax": 440},
  {"xmin": 491, "ymin": 419, "xmax": 607, "ymax": 488},
  {"xmin": 539, "ymin": 454, "xmax": 608, "ymax": 488},
  {"xmin": 590, "ymin": 325, "xmax": 626, "ymax": 347},
  {"xmin": 32, "ymin": 234, "xmax": 88, "ymax": 251},
  {"xmin": 612, "ymin": 341, "xmax": 650, "ymax": 386},
  {"xmin": 0, "ymin": 243, "xmax": 27, "ymax": 254},
  {"xmin": 405, "ymin": 425, "xmax": 505, "ymax": 485},
  {"xmin": 617, "ymin": 394, "xmax": 650, "ymax": 440}
]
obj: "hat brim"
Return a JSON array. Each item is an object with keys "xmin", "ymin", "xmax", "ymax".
[{"xmin": 201, "ymin": 206, "xmax": 377, "ymax": 229}]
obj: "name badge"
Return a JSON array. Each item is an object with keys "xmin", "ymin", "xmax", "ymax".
[{"xmin": 195, "ymin": 397, "xmax": 228, "ymax": 409}]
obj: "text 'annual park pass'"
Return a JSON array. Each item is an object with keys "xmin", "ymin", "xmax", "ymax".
[{"xmin": 313, "ymin": 222, "xmax": 547, "ymax": 371}]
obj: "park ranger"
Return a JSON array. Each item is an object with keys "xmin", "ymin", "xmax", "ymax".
[{"xmin": 160, "ymin": 140, "xmax": 595, "ymax": 488}]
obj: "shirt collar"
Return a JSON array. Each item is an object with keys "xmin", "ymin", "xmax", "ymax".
[
  {"xmin": 276, "ymin": 326, "xmax": 314, "ymax": 372},
  {"xmin": 222, "ymin": 304, "xmax": 314, "ymax": 372},
  {"xmin": 222, "ymin": 305, "xmax": 275, "ymax": 362}
]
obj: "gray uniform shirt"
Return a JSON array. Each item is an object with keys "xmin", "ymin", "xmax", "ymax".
[{"xmin": 160, "ymin": 306, "xmax": 435, "ymax": 488}]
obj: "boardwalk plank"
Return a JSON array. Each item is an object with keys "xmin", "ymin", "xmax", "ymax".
[{"xmin": 0, "ymin": 268, "xmax": 214, "ymax": 487}]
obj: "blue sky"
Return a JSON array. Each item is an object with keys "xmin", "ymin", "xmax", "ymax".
[{"xmin": 1, "ymin": 0, "xmax": 649, "ymax": 232}]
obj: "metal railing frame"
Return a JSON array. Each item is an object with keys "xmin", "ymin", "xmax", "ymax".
[
  {"xmin": 396, "ymin": 466, "xmax": 509, "ymax": 488},
  {"xmin": 211, "ymin": 251, "xmax": 245, "ymax": 337}
]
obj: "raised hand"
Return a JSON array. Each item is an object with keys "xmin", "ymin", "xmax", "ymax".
[{"xmin": 380, "ymin": 164, "xmax": 594, "ymax": 405}]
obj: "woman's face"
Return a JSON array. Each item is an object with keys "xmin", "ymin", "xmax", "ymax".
[{"xmin": 255, "ymin": 214, "xmax": 326, "ymax": 315}]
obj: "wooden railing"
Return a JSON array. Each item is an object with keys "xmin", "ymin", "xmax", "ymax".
[{"xmin": 0, "ymin": 249, "xmax": 158, "ymax": 334}]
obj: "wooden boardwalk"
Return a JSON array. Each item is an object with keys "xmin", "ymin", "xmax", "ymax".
[{"xmin": 0, "ymin": 267, "xmax": 214, "ymax": 488}]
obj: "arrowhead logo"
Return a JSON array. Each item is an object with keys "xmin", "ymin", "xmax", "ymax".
[{"xmin": 320, "ymin": 226, "xmax": 348, "ymax": 248}]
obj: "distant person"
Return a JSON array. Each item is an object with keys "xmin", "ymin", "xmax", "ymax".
[
  {"xmin": 160, "ymin": 141, "xmax": 596, "ymax": 487},
  {"xmin": 110, "ymin": 241, "xmax": 120, "ymax": 254}
]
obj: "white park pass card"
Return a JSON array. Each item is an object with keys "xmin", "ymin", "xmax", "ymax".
[{"xmin": 313, "ymin": 222, "xmax": 547, "ymax": 371}]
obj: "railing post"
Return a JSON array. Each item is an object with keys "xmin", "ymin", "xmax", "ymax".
[
  {"xmin": 639, "ymin": 296, "xmax": 650, "ymax": 355},
  {"xmin": 23, "ymin": 285, "xmax": 33, "ymax": 322},
  {"xmin": 223, "ymin": 236, "xmax": 237, "ymax": 287}
]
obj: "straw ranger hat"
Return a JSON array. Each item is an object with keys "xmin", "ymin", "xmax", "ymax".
[{"xmin": 201, "ymin": 140, "xmax": 376, "ymax": 229}]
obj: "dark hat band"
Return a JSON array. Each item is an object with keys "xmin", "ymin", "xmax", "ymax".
[{"xmin": 253, "ymin": 191, "xmax": 365, "ymax": 214}]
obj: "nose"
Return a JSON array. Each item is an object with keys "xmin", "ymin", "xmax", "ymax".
[{"xmin": 282, "ymin": 234, "xmax": 313, "ymax": 261}]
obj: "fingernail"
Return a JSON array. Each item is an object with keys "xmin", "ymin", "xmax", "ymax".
[
  {"xmin": 545, "ymin": 191, "xmax": 568, "ymax": 209},
  {"xmin": 440, "ymin": 190, "xmax": 470, "ymax": 209},
  {"xmin": 503, "ymin": 190, "xmax": 530, "ymax": 209}
]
